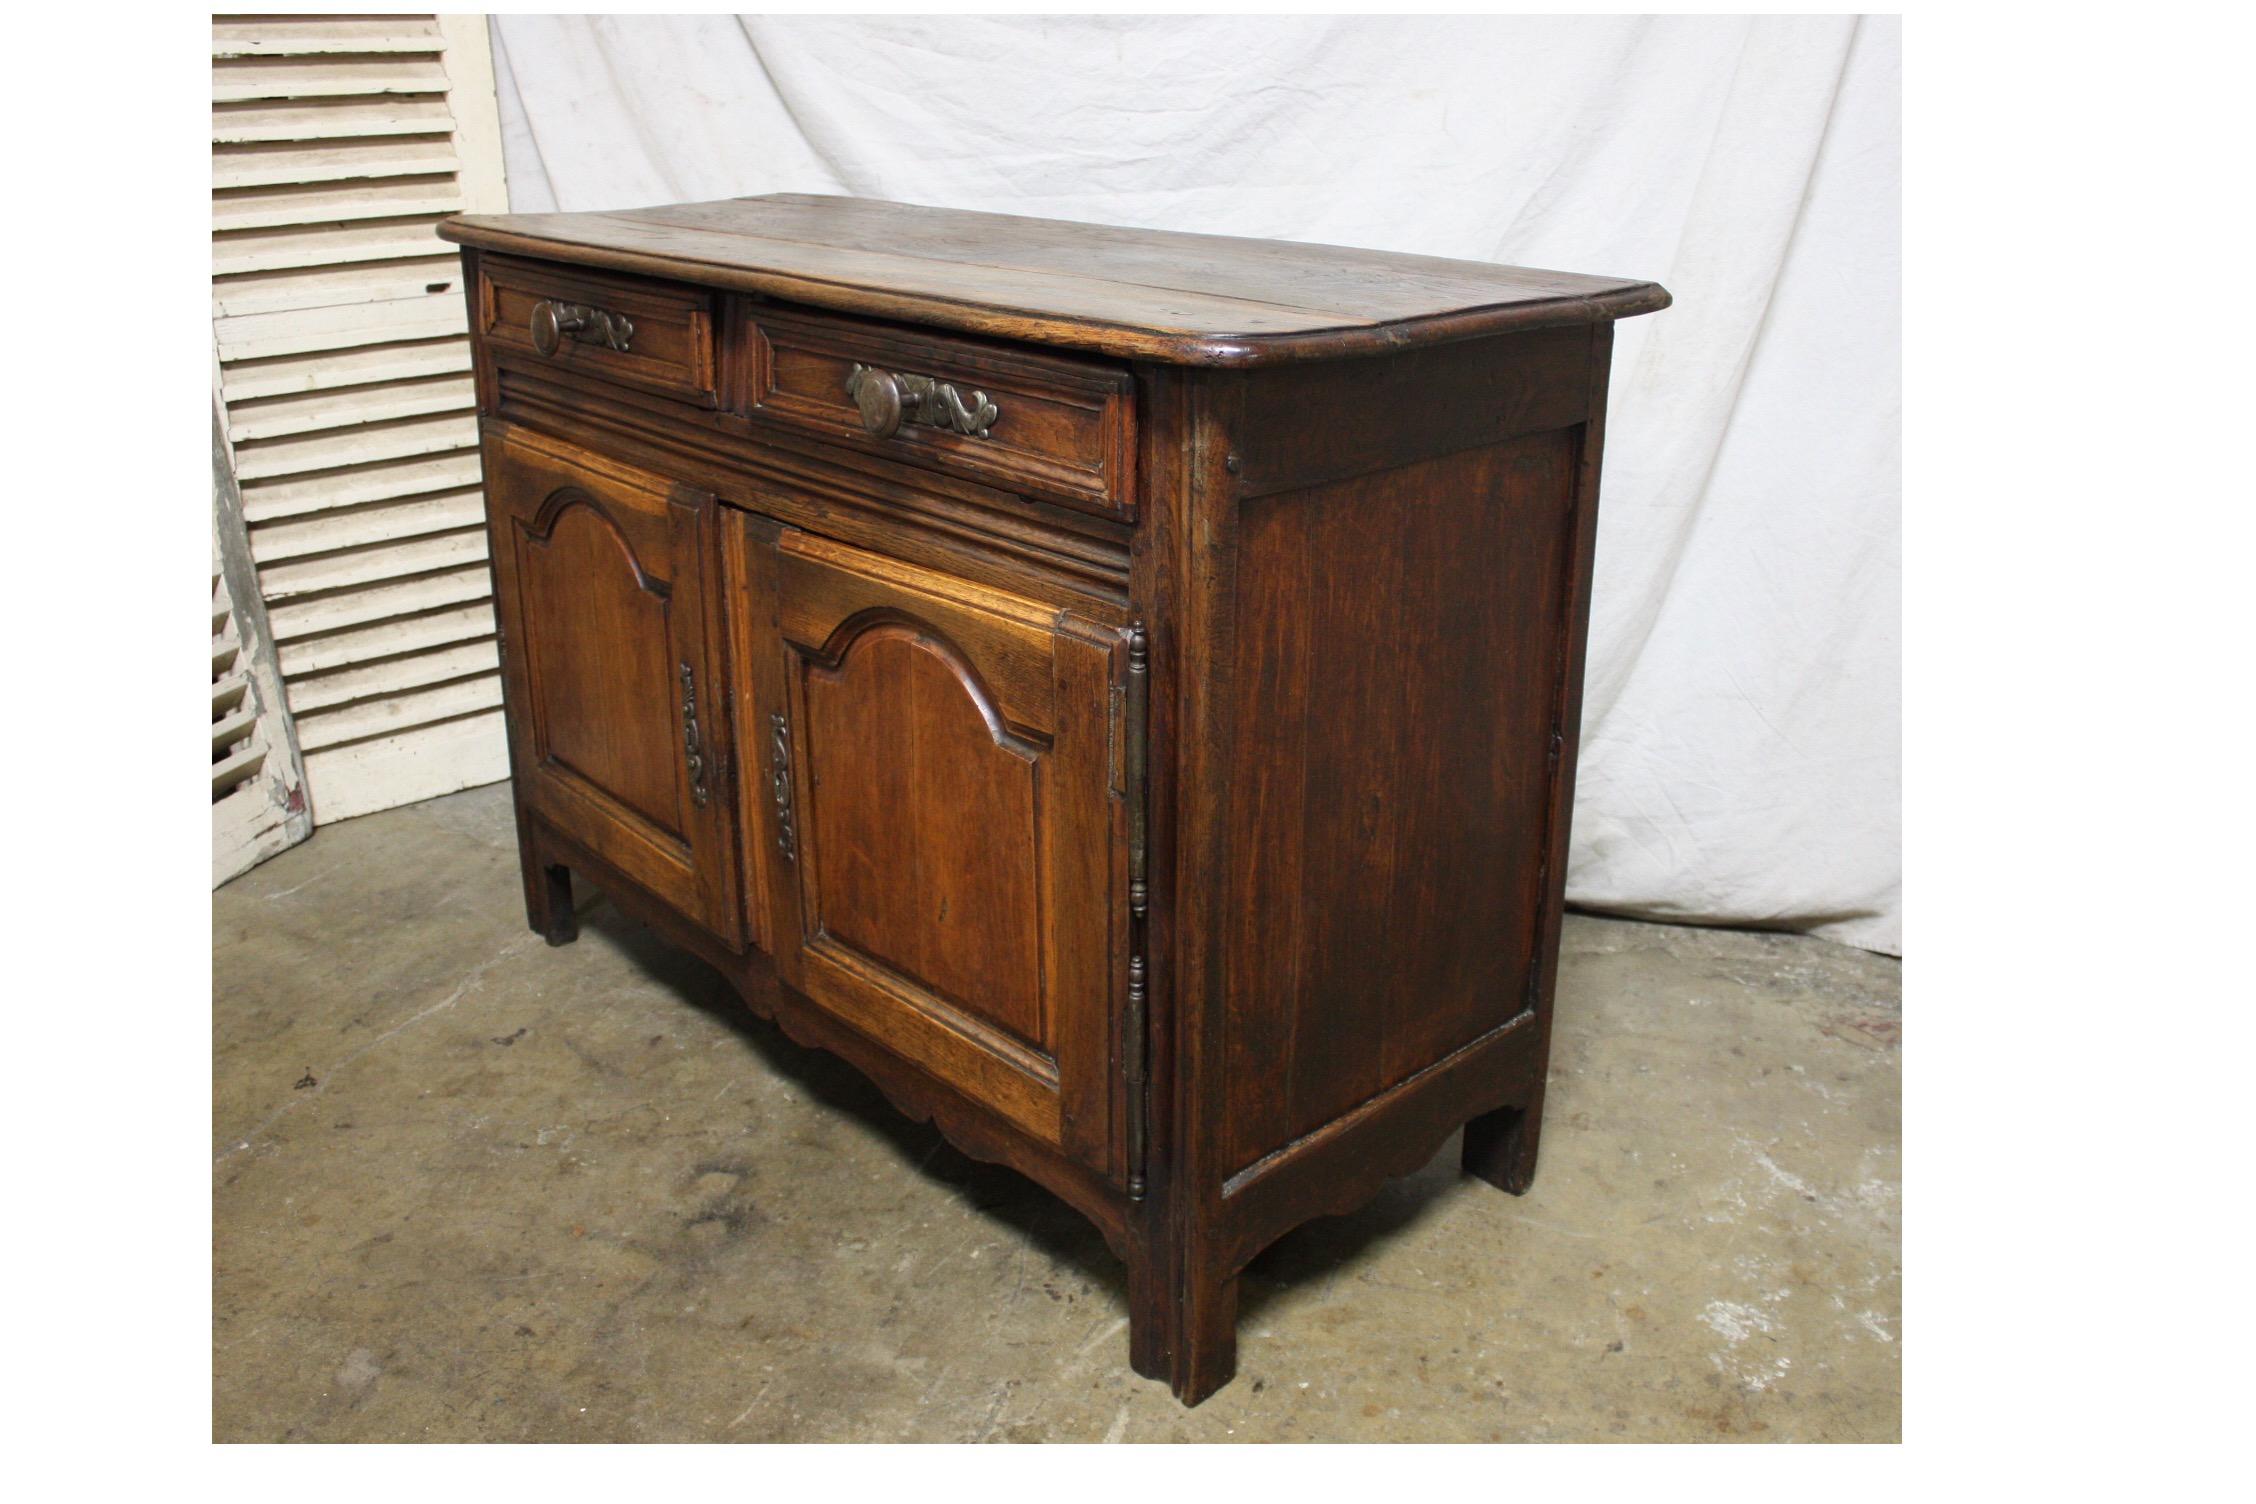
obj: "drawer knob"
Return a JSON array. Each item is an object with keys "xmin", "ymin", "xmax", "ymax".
[
  {"xmin": 530, "ymin": 298, "xmax": 635, "ymax": 357},
  {"xmin": 846, "ymin": 364, "xmax": 905, "ymax": 438},
  {"xmin": 846, "ymin": 364, "xmax": 1000, "ymax": 440}
]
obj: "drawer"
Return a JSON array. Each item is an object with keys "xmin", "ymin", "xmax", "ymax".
[
  {"xmin": 744, "ymin": 306, "xmax": 1135, "ymax": 520},
  {"xmin": 480, "ymin": 255, "xmax": 718, "ymax": 408}
]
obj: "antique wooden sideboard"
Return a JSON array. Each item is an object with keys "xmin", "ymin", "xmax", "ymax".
[{"xmin": 437, "ymin": 195, "xmax": 1668, "ymax": 1405}]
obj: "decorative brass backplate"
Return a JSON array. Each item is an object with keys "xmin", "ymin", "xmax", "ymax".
[
  {"xmin": 845, "ymin": 364, "xmax": 1001, "ymax": 440},
  {"xmin": 531, "ymin": 298, "xmax": 636, "ymax": 356},
  {"xmin": 679, "ymin": 662, "xmax": 710, "ymax": 809},
  {"xmin": 770, "ymin": 712, "xmax": 797, "ymax": 861}
]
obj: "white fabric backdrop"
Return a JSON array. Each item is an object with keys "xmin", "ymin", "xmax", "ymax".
[{"xmin": 487, "ymin": 14, "xmax": 1902, "ymax": 953}]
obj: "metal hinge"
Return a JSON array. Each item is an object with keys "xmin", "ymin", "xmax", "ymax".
[
  {"xmin": 1124, "ymin": 956, "xmax": 1149, "ymax": 1199},
  {"xmin": 1122, "ymin": 623, "xmax": 1151, "ymax": 1200},
  {"xmin": 1125, "ymin": 625, "xmax": 1149, "ymax": 918},
  {"xmin": 1107, "ymin": 680, "xmax": 1126, "ymax": 796}
]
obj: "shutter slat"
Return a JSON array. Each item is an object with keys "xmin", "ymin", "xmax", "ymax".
[
  {"xmin": 278, "ymin": 601, "xmax": 497, "ymax": 678},
  {"xmin": 213, "ymin": 256, "xmax": 463, "ymax": 319},
  {"xmin": 213, "ymin": 56, "xmax": 452, "ymax": 103},
  {"xmin": 215, "ymin": 291, "xmax": 466, "ymax": 362},
  {"xmin": 249, "ymin": 488, "xmax": 485, "ymax": 561},
  {"xmin": 240, "ymin": 451, "xmax": 483, "ymax": 523},
  {"xmin": 213, "ymin": 17, "xmax": 446, "ymax": 59},
  {"xmin": 214, "ymin": 94, "xmax": 456, "ymax": 144},
  {"xmin": 212, "ymin": 741, "xmax": 269, "ymax": 794},
  {"xmin": 286, "ymin": 637, "xmax": 500, "ymax": 715},
  {"xmin": 294, "ymin": 673, "xmax": 505, "ymax": 753},
  {"xmin": 212, "ymin": 671, "xmax": 252, "ymax": 717},
  {"xmin": 213, "ymin": 136, "xmax": 460, "ymax": 191},
  {"xmin": 213, "ymin": 216, "xmax": 453, "ymax": 275},
  {"xmin": 212, "ymin": 704, "xmax": 260, "ymax": 753},
  {"xmin": 225, "ymin": 374, "xmax": 477, "ymax": 442},
  {"xmin": 230, "ymin": 411, "xmax": 478, "ymax": 482},
  {"xmin": 214, "ymin": 177, "xmax": 464, "ymax": 232},
  {"xmin": 257, "ymin": 528, "xmax": 488, "ymax": 601},
  {"xmin": 219, "ymin": 339, "xmax": 469, "ymax": 402},
  {"xmin": 266, "ymin": 563, "xmax": 493, "ymax": 642}
]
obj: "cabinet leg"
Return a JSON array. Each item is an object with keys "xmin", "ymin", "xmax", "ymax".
[
  {"xmin": 1172, "ymin": 1261, "xmax": 1238, "ymax": 1407},
  {"xmin": 1127, "ymin": 1243, "xmax": 1170, "ymax": 1382},
  {"xmin": 1462, "ymin": 1091, "xmax": 1544, "ymax": 1196},
  {"xmin": 1125, "ymin": 1244, "xmax": 1240, "ymax": 1405},
  {"xmin": 526, "ymin": 860, "xmax": 577, "ymax": 947}
]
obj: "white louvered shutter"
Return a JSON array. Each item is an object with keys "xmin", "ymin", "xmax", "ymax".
[
  {"xmin": 215, "ymin": 397, "xmax": 313, "ymax": 885},
  {"xmin": 212, "ymin": 15, "xmax": 511, "ymax": 825}
]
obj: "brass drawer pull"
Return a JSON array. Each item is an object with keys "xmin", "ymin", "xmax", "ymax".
[
  {"xmin": 846, "ymin": 363, "xmax": 1000, "ymax": 440},
  {"xmin": 531, "ymin": 298, "xmax": 636, "ymax": 356}
]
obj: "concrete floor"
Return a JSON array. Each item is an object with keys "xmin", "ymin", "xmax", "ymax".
[{"xmin": 214, "ymin": 782, "xmax": 1900, "ymax": 1442}]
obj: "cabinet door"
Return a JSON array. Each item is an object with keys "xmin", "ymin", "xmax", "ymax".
[
  {"xmin": 485, "ymin": 427, "xmax": 740, "ymax": 946},
  {"xmin": 732, "ymin": 520, "xmax": 1127, "ymax": 1176}
]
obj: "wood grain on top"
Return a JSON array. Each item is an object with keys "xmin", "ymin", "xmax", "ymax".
[{"xmin": 439, "ymin": 194, "xmax": 1670, "ymax": 366}]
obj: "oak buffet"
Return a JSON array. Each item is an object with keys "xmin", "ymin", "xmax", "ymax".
[{"xmin": 437, "ymin": 195, "xmax": 1670, "ymax": 1405}]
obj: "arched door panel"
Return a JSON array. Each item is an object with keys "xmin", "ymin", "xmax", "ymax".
[
  {"xmin": 802, "ymin": 622, "xmax": 1048, "ymax": 1050},
  {"xmin": 733, "ymin": 521, "xmax": 1128, "ymax": 1178},
  {"xmin": 519, "ymin": 498, "xmax": 683, "ymax": 835},
  {"xmin": 484, "ymin": 426, "xmax": 741, "ymax": 947}
]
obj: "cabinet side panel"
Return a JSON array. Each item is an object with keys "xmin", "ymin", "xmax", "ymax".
[{"xmin": 1219, "ymin": 429, "xmax": 1579, "ymax": 1175}]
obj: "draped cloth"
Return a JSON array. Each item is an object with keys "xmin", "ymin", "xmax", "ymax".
[{"xmin": 488, "ymin": 15, "xmax": 1903, "ymax": 953}]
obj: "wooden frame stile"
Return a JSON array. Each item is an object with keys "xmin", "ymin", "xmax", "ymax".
[
  {"xmin": 1114, "ymin": 360, "xmax": 1194, "ymax": 1389},
  {"xmin": 1459, "ymin": 321, "xmax": 1617, "ymax": 1196},
  {"xmin": 686, "ymin": 468, "xmax": 746, "ymax": 949},
  {"xmin": 1155, "ymin": 365, "xmax": 1252, "ymax": 1400},
  {"xmin": 460, "ymin": 248, "xmax": 565, "ymax": 946}
]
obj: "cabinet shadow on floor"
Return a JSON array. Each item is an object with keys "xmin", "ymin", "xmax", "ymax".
[{"xmin": 572, "ymin": 892, "xmax": 1468, "ymax": 1333}]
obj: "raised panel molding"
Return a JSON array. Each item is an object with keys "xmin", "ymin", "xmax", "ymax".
[{"xmin": 798, "ymin": 621, "xmax": 1049, "ymax": 1052}]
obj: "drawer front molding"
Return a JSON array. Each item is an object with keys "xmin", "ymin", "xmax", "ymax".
[
  {"xmin": 746, "ymin": 305, "xmax": 1135, "ymax": 520},
  {"xmin": 482, "ymin": 254, "xmax": 717, "ymax": 408}
]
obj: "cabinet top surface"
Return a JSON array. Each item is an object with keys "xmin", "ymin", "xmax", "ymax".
[{"xmin": 439, "ymin": 194, "xmax": 1669, "ymax": 367}]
